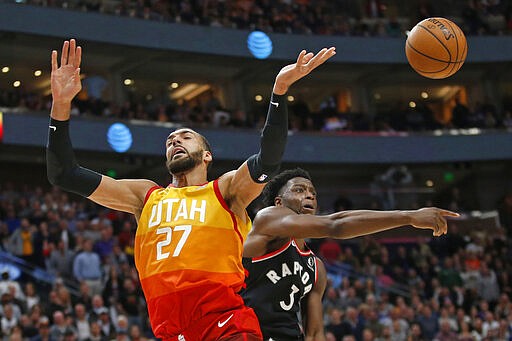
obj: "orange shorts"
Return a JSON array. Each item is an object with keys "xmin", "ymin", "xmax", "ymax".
[{"xmin": 165, "ymin": 304, "xmax": 262, "ymax": 341}]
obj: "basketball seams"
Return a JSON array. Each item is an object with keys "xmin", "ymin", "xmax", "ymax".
[
  {"xmin": 406, "ymin": 40, "xmax": 454, "ymax": 76},
  {"xmin": 406, "ymin": 40, "xmax": 453, "ymax": 64},
  {"xmin": 443, "ymin": 19, "xmax": 460, "ymax": 77},
  {"xmin": 406, "ymin": 17, "xmax": 467, "ymax": 79},
  {"xmin": 416, "ymin": 24, "xmax": 452, "ymax": 62},
  {"xmin": 414, "ymin": 22, "xmax": 465, "ymax": 63}
]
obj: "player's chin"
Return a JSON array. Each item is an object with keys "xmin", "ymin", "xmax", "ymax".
[{"xmin": 301, "ymin": 207, "xmax": 316, "ymax": 215}]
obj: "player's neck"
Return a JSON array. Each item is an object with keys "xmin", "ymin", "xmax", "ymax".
[
  {"xmin": 294, "ymin": 238, "xmax": 306, "ymax": 250},
  {"xmin": 171, "ymin": 167, "xmax": 207, "ymax": 187}
]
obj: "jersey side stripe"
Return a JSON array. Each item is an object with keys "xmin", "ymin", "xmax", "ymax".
[{"xmin": 213, "ymin": 179, "xmax": 243, "ymax": 244}]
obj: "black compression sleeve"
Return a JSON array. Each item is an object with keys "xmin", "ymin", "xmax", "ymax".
[
  {"xmin": 247, "ymin": 93, "xmax": 288, "ymax": 183},
  {"xmin": 46, "ymin": 118, "xmax": 102, "ymax": 197}
]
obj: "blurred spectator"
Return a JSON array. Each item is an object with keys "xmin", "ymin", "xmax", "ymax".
[
  {"xmin": 119, "ymin": 278, "xmax": 143, "ymax": 329},
  {"xmin": 128, "ymin": 324, "xmax": 147, "ymax": 341},
  {"xmin": 498, "ymin": 190, "xmax": 512, "ymax": 238},
  {"xmin": 319, "ymin": 238, "xmax": 342, "ymax": 263},
  {"xmin": 438, "ymin": 257, "xmax": 463, "ymax": 290},
  {"xmin": 24, "ymin": 282, "xmax": 40, "ymax": 312},
  {"xmin": 478, "ymin": 263, "xmax": 500, "ymax": 306},
  {"xmin": 451, "ymin": 98, "xmax": 470, "ymax": 128},
  {"xmin": 48, "ymin": 240, "xmax": 75, "ymax": 280},
  {"xmin": 82, "ymin": 76, "xmax": 107, "ymax": 101},
  {"xmin": 432, "ymin": 319, "xmax": 457, "ymax": 341},
  {"xmin": 96, "ymin": 308, "xmax": 115, "ymax": 340},
  {"xmin": 325, "ymin": 307, "xmax": 351, "ymax": 340},
  {"xmin": 417, "ymin": 305, "xmax": 439, "ymax": 340},
  {"xmin": 73, "ymin": 303, "xmax": 90, "ymax": 341},
  {"xmin": 502, "ymin": 110, "xmax": 512, "ymax": 129},
  {"xmin": 89, "ymin": 295, "xmax": 107, "ymax": 323},
  {"xmin": 482, "ymin": 310, "xmax": 500, "ymax": 338},
  {"xmin": 86, "ymin": 320, "xmax": 106, "ymax": 341},
  {"xmin": 93, "ymin": 226, "xmax": 114, "ymax": 261},
  {"xmin": 0, "ymin": 271, "xmax": 24, "ymax": 302},
  {"xmin": 8, "ymin": 218, "xmax": 36, "ymax": 264},
  {"xmin": 49, "ymin": 311, "xmax": 70, "ymax": 341},
  {"xmin": 29, "ymin": 316, "xmax": 53, "ymax": 341},
  {"xmin": 72, "ymin": 282, "xmax": 93, "ymax": 311},
  {"xmin": 73, "ymin": 239, "xmax": 103, "ymax": 296},
  {"xmin": 1, "ymin": 303, "xmax": 18, "ymax": 336}
]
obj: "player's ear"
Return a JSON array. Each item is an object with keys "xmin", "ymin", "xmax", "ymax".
[
  {"xmin": 203, "ymin": 150, "xmax": 212, "ymax": 163},
  {"xmin": 274, "ymin": 196, "xmax": 282, "ymax": 206}
]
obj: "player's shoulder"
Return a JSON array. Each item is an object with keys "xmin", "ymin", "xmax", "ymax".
[
  {"xmin": 215, "ymin": 170, "xmax": 237, "ymax": 190},
  {"xmin": 254, "ymin": 206, "xmax": 288, "ymax": 220}
]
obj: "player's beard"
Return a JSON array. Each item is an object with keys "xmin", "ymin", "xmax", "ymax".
[{"xmin": 166, "ymin": 150, "xmax": 203, "ymax": 175}]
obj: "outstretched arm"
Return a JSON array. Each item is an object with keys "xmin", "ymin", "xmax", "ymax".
[
  {"xmin": 251, "ymin": 206, "xmax": 459, "ymax": 240},
  {"xmin": 304, "ymin": 258, "xmax": 327, "ymax": 341},
  {"xmin": 220, "ymin": 48, "xmax": 337, "ymax": 211},
  {"xmin": 46, "ymin": 39, "xmax": 156, "ymax": 217}
]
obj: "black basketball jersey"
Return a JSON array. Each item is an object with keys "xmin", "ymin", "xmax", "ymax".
[{"xmin": 241, "ymin": 239, "xmax": 318, "ymax": 341}]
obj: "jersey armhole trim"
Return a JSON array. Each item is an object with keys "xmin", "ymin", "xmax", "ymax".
[
  {"xmin": 252, "ymin": 239, "xmax": 292, "ymax": 262},
  {"xmin": 314, "ymin": 257, "xmax": 319, "ymax": 284},
  {"xmin": 292, "ymin": 239, "xmax": 313, "ymax": 256},
  {"xmin": 143, "ymin": 185, "xmax": 162, "ymax": 206}
]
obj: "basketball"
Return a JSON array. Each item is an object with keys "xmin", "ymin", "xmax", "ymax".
[{"xmin": 405, "ymin": 17, "xmax": 467, "ymax": 79}]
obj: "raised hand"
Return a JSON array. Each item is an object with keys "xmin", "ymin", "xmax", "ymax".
[
  {"xmin": 273, "ymin": 47, "xmax": 336, "ymax": 95},
  {"xmin": 409, "ymin": 207, "xmax": 459, "ymax": 237},
  {"xmin": 51, "ymin": 39, "xmax": 82, "ymax": 105}
]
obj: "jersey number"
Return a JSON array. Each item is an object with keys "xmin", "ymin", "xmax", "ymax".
[
  {"xmin": 280, "ymin": 284, "xmax": 299, "ymax": 311},
  {"xmin": 156, "ymin": 225, "xmax": 192, "ymax": 260}
]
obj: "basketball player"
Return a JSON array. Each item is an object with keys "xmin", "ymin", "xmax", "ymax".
[
  {"xmin": 46, "ymin": 39, "xmax": 335, "ymax": 340},
  {"xmin": 241, "ymin": 168, "xmax": 458, "ymax": 341}
]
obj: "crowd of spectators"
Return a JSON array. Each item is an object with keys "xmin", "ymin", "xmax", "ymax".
[
  {"xmin": 2, "ymin": 87, "xmax": 512, "ymax": 135},
  {"xmin": 13, "ymin": 0, "xmax": 512, "ymax": 37},
  {"xmin": 0, "ymin": 181, "xmax": 150, "ymax": 340},
  {"xmin": 0, "ymin": 173, "xmax": 511, "ymax": 340},
  {"xmin": 3, "ymin": 1, "xmax": 512, "ymax": 135}
]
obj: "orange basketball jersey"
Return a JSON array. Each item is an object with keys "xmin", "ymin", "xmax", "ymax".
[{"xmin": 135, "ymin": 179, "xmax": 252, "ymax": 338}]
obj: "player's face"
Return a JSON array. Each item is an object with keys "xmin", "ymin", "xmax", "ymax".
[
  {"xmin": 165, "ymin": 129, "xmax": 207, "ymax": 175},
  {"xmin": 279, "ymin": 177, "xmax": 317, "ymax": 215}
]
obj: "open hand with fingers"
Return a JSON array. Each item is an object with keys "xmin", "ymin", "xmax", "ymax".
[
  {"xmin": 409, "ymin": 207, "xmax": 459, "ymax": 237},
  {"xmin": 273, "ymin": 47, "xmax": 336, "ymax": 95},
  {"xmin": 51, "ymin": 39, "xmax": 82, "ymax": 107}
]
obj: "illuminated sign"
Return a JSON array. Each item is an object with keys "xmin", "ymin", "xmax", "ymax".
[{"xmin": 107, "ymin": 123, "xmax": 132, "ymax": 152}]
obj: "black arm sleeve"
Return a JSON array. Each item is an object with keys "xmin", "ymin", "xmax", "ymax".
[
  {"xmin": 247, "ymin": 93, "xmax": 288, "ymax": 183},
  {"xmin": 46, "ymin": 118, "xmax": 102, "ymax": 197}
]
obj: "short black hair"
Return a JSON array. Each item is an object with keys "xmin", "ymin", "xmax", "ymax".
[
  {"xmin": 197, "ymin": 132, "xmax": 212, "ymax": 153},
  {"xmin": 261, "ymin": 168, "xmax": 312, "ymax": 207}
]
